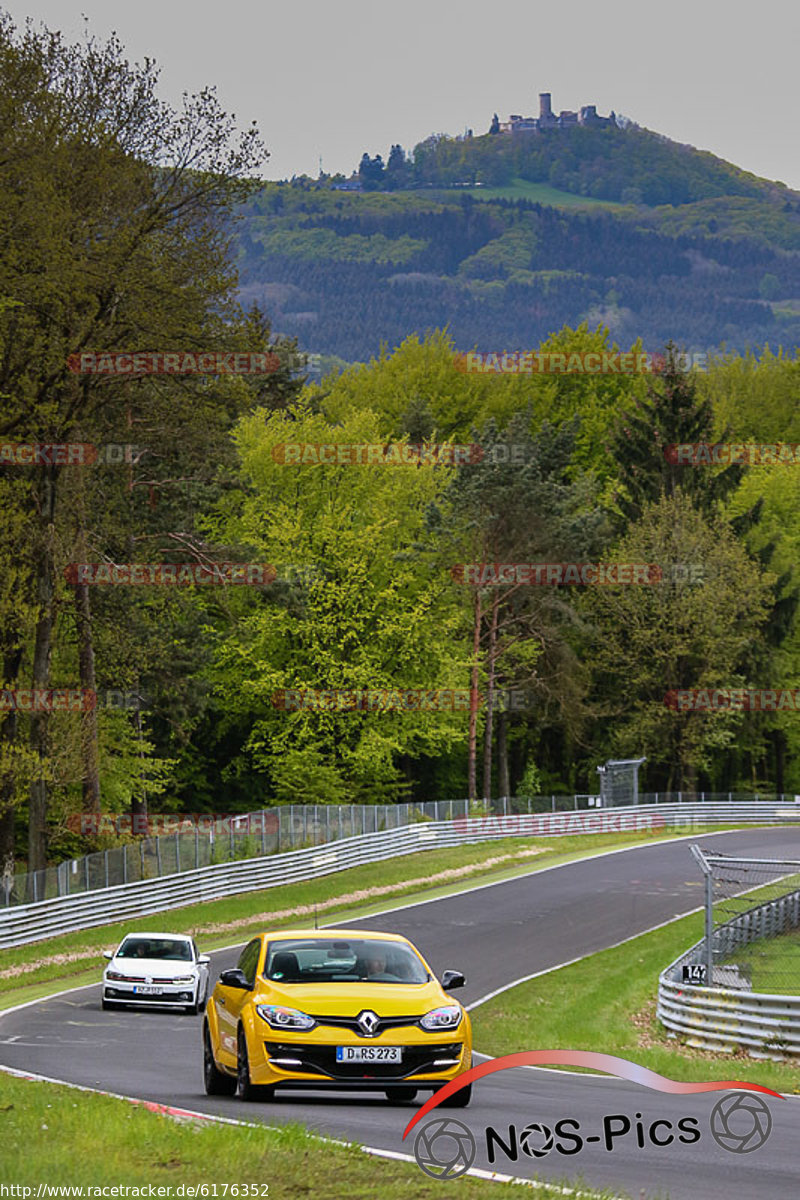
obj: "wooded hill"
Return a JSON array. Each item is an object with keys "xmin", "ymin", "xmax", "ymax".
[{"xmin": 236, "ymin": 123, "xmax": 800, "ymax": 363}]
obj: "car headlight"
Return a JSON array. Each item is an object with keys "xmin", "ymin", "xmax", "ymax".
[
  {"xmin": 419, "ymin": 1005, "xmax": 462, "ymax": 1031},
  {"xmin": 172, "ymin": 976, "xmax": 195, "ymax": 984},
  {"xmin": 256, "ymin": 1004, "xmax": 316, "ymax": 1031},
  {"xmin": 105, "ymin": 970, "xmax": 127, "ymax": 981}
]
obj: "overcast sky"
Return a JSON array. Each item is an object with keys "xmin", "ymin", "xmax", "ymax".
[{"xmin": 4, "ymin": 0, "xmax": 799, "ymax": 190}]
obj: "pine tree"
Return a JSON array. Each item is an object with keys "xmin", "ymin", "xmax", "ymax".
[{"xmin": 610, "ymin": 343, "xmax": 742, "ymax": 524}]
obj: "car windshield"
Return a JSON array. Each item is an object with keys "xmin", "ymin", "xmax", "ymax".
[
  {"xmin": 117, "ymin": 937, "xmax": 193, "ymax": 961},
  {"xmin": 263, "ymin": 938, "xmax": 429, "ymax": 984}
]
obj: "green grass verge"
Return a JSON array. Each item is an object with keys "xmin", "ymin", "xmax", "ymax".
[
  {"xmin": 470, "ymin": 908, "xmax": 800, "ymax": 1094},
  {"xmin": 725, "ymin": 925, "xmax": 800, "ymax": 994},
  {"xmin": 0, "ymin": 824, "xmax": 739, "ymax": 1008},
  {"xmin": 0, "ymin": 1071, "xmax": 626, "ymax": 1198}
]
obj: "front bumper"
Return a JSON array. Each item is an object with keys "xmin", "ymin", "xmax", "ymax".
[
  {"xmin": 249, "ymin": 1036, "xmax": 470, "ymax": 1090},
  {"xmin": 104, "ymin": 982, "xmax": 197, "ymax": 1006}
]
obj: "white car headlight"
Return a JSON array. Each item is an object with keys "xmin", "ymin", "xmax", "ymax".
[
  {"xmin": 420, "ymin": 1005, "xmax": 462, "ymax": 1031},
  {"xmin": 105, "ymin": 970, "xmax": 125, "ymax": 981},
  {"xmin": 172, "ymin": 975, "xmax": 195, "ymax": 984},
  {"xmin": 256, "ymin": 1004, "xmax": 316, "ymax": 1031}
]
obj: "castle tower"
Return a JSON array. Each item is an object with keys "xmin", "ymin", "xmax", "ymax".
[{"xmin": 539, "ymin": 92, "xmax": 553, "ymax": 120}]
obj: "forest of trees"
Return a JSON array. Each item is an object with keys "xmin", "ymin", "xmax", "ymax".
[{"xmin": 2, "ymin": 16, "xmax": 800, "ymax": 888}]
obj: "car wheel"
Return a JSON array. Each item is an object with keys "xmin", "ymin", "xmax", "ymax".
[
  {"xmin": 203, "ymin": 1024, "xmax": 236, "ymax": 1096},
  {"xmin": 439, "ymin": 1082, "xmax": 472, "ymax": 1108},
  {"xmin": 385, "ymin": 1087, "xmax": 417, "ymax": 1103},
  {"xmin": 236, "ymin": 1028, "xmax": 274, "ymax": 1101}
]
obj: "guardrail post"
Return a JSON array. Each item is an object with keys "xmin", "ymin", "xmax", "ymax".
[
  {"xmin": 85, "ymin": 856, "xmax": 89, "ymax": 892},
  {"xmin": 122, "ymin": 844, "xmax": 128, "ymax": 885},
  {"xmin": 175, "ymin": 832, "xmax": 180, "ymax": 871},
  {"xmin": 277, "ymin": 808, "xmax": 281, "ymax": 853},
  {"xmin": 140, "ymin": 840, "xmax": 145, "ymax": 879},
  {"xmin": 704, "ymin": 867, "xmax": 714, "ymax": 984},
  {"xmin": 261, "ymin": 813, "xmax": 266, "ymax": 855},
  {"xmin": 229, "ymin": 822, "xmax": 234, "ymax": 859},
  {"xmin": 156, "ymin": 836, "xmax": 162, "ymax": 876},
  {"xmin": 196, "ymin": 827, "xmax": 200, "ymax": 868}
]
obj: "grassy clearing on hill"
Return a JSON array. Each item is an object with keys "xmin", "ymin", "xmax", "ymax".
[{"xmin": 442, "ymin": 177, "xmax": 627, "ymax": 208}]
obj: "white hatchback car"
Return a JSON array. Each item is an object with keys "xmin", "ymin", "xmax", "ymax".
[{"xmin": 102, "ymin": 932, "xmax": 210, "ymax": 1014}]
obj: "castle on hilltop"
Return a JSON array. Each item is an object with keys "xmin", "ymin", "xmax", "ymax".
[{"xmin": 493, "ymin": 93, "xmax": 617, "ymax": 134}]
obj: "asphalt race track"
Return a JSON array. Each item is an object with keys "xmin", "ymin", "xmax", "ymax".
[{"xmin": 2, "ymin": 828, "xmax": 799, "ymax": 1199}]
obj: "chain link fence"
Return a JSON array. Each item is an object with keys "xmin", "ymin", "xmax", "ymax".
[
  {"xmin": 5, "ymin": 790, "xmax": 799, "ymax": 908},
  {"xmin": 691, "ymin": 844, "xmax": 800, "ymax": 994}
]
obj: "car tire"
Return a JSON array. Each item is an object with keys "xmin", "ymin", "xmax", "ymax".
[
  {"xmin": 203, "ymin": 1024, "xmax": 236, "ymax": 1096},
  {"xmin": 439, "ymin": 1082, "xmax": 472, "ymax": 1108},
  {"xmin": 236, "ymin": 1027, "xmax": 274, "ymax": 1101},
  {"xmin": 385, "ymin": 1087, "xmax": 417, "ymax": 1103}
]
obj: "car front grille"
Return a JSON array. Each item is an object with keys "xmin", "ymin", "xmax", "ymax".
[
  {"xmin": 264, "ymin": 1041, "xmax": 462, "ymax": 1079},
  {"xmin": 104, "ymin": 987, "xmax": 193, "ymax": 1002},
  {"xmin": 308, "ymin": 1013, "xmax": 423, "ymax": 1035}
]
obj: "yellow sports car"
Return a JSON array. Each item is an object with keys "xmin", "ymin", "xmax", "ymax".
[{"xmin": 203, "ymin": 928, "xmax": 472, "ymax": 1105}]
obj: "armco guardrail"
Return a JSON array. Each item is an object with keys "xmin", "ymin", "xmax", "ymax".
[
  {"xmin": 658, "ymin": 887, "xmax": 800, "ymax": 1059},
  {"xmin": 7, "ymin": 790, "xmax": 796, "ymax": 908},
  {"xmin": 3, "ymin": 801, "xmax": 799, "ymax": 949}
]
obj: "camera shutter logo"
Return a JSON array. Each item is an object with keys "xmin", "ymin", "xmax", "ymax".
[
  {"xmin": 520, "ymin": 1122, "xmax": 555, "ymax": 1158},
  {"xmin": 710, "ymin": 1093, "xmax": 772, "ymax": 1153},
  {"xmin": 414, "ymin": 1117, "xmax": 476, "ymax": 1179}
]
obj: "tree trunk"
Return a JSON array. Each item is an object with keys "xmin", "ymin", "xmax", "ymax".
[
  {"xmin": 773, "ymin": 728, "xmax": 785, "ymax": 796},
  {"xmin": 497, "ymin": 709, "xmax": 509, "ymax": 801},
  {"xmin": 27, "ymin": 467, "xmax": 57, "ymax": 881},
  {"xmin": 74, "ymin": 576, "xmax": 101, "ymax": 815},
  {"xmin": 0, "ymin": 644, "xmax": 23, "ymax": 898},
  {"xmin": 467, "ymin": 590, "xmax": 482, "ymax": 803},
  {"xmin": 131, "ymin": 707, "xmax": 148, "ymax": 833},
  {"xmin": 482, "ymin": 593, "xmax": 500, "ymax": 802}
]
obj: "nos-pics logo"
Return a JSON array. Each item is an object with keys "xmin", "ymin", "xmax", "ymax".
[
  {"xmin": 413, "ymin": 1094, "xmax": 772, "ymax": 1180},
  {"xmin": 404, "ymin": 1051, "xmax": 781, "ymax": 1181}
]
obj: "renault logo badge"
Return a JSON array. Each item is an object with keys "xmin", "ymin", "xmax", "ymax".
[{"xmin": 357, "ymin": 1010, "xmax": 380, "ymax": 1036}]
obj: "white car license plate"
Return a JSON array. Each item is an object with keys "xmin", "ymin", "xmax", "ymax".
[
  {"xmin": 133, "ymin": 985, "xmax": 163, "ymax": 995},
  {"xmin": 336, "ymin": 1046, "xmax": 402, "ymax": 1063}
]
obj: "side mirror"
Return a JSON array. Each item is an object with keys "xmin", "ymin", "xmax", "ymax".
[
  {"xmin": 219, "ymin": 968, "xmax": 250, "ymax": 989},
  {"xmin": 102, "ymin": 950, "xmax": 114, "ymax": 960},
  {"xmin": 441, "ymin": 969, "xmax": 466, "ymax": 991},
  {"xmin": 197, "ymin": 955, "xmax": 211, "ymax": 965}
]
